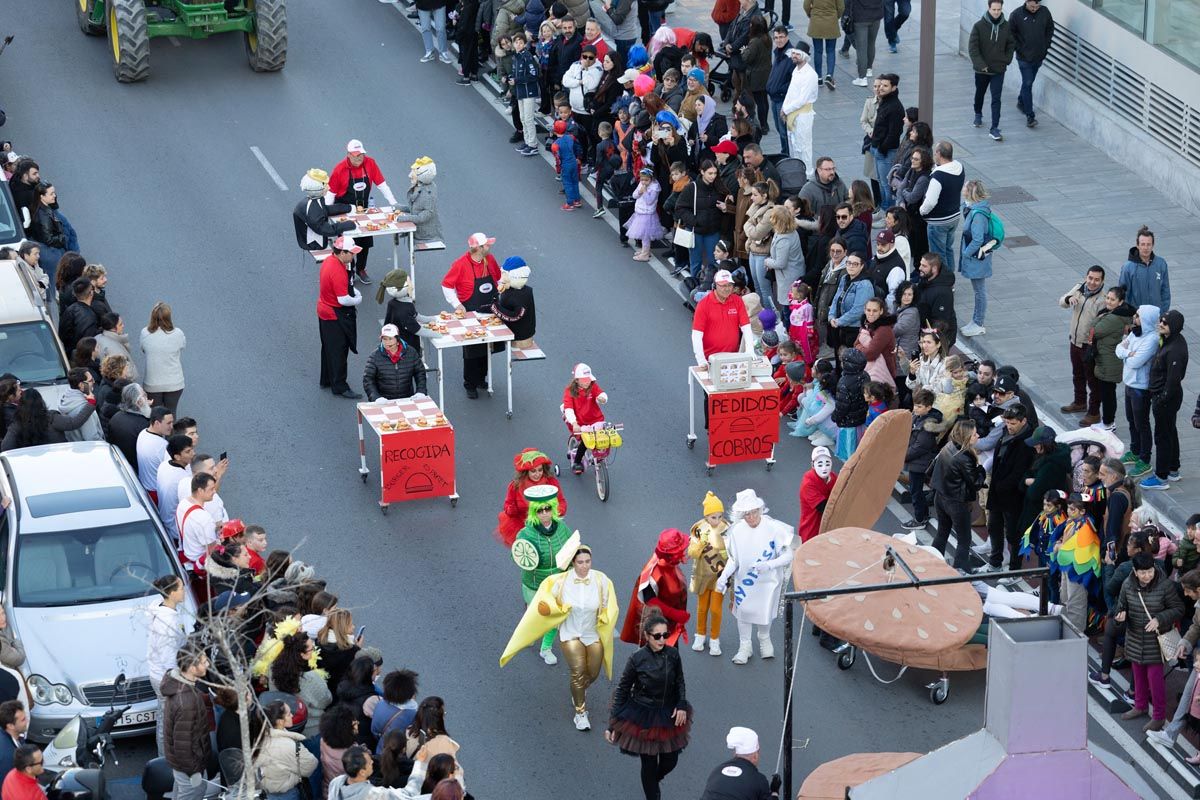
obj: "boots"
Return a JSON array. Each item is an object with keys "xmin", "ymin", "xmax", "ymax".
[
  {"xmin": 758, "ymin": 631, "xmax": 774, "ymax": 659},
  {"xmin": 691, "ymin": 634, "xmax": 706, "ymax": 652},
  {"xmin": 732, "ymin": 640, "xmax": 752, "ymax": 665}
]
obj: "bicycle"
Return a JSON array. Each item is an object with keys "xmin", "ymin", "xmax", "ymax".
[{"xmin": 554, "ymin": 422, "xmax": 624, "ymax": 502}]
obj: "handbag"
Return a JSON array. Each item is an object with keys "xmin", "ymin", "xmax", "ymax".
[
  {"xmin": 1081, "ymin": 329, "xmax": 1098, "ymax": 367},
  {"xmin": 294, "ymin": 742, "xmax": 314, "ymax": 800},
  {"xmin": 840, "ymin": 9, "xmax": 855, "ymax": 36},
  {"xmin": 1138, "ymin": 590, "xmax": 1182, "ymax": 663},
  {"xmin": 673, "ymin": 183, "xmax": 697, "ymax": 249}
]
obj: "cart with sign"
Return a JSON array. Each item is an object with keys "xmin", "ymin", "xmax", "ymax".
[
  {"xmin": 687, "ymin": 354, "xmax": 780, "ymax": 475},
  {"xmin": 356, "ymin": 397, "xmax": 458, "ymax": 512},
  {"xmin": 426, "ymin": 311, "xmax": 517, "ymax": 418}
]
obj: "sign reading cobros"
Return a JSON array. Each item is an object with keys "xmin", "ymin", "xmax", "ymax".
[{"xmin": 707, "ymin": 389, "xmax": 781, "ymax": 465}]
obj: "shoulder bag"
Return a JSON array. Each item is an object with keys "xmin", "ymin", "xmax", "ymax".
[
  {"xmin": 294, "ymin": 742, "xmax": 314, "ymax": 800},
  {"xmin": 673, "ymin": 183, "xmax": 697, "ymax": 249},
  {"xmin": 1138, "ymin": 589, "xmax": 1182, "ymax": 663}
]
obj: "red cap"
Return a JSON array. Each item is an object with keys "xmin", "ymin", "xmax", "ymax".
[
  {"xmin": 711, "ymin": 140, "xmax": 739, "ymax": 156},
  {"xmin": 220, "ymin": 519, "xmax": 246, "ymax": 540}
]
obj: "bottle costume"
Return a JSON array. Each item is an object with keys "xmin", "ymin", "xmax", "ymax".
[
  {"xmin": 688, "ymin": 492, "xmax": 729, "ymax": 656},
  {"xmin": 500, "ymin": 543, "xmax": 618, "ymax": 731},
  {"xmin": 492, "ymin": 256, "xmax": 537, "ymax": 348},
  {"xmin": 716, "ymin": 489, "xmax": 796, "ymax": 665},
  {"xmin": 495, "ymin": 449, "xmax": 567, "ymax": 546},
  {"xmin": 511, "ymin": 485, "xmax": 578, "ymax": 659},
  {"xmin": 620, "ymin": 529, "xmax": 692, "ymax": 648},
  {"xmin": 798, "ymin": 447, "xmax": 838, "ymax": 544}
]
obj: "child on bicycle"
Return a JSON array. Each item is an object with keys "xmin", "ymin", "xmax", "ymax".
[{"xmin": 562, "ymin": 362, "xmax": 608, "ymax": 474}]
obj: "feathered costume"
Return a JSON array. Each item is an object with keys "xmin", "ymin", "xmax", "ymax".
[
  {"xmin": 619, "ymin": 529, "xmax": 691, "ymax": 647},
  {"xmin": 1048, "ymin": 513, "xmax": 1102, "ymax": 591}
]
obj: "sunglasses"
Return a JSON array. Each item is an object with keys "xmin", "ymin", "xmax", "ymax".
[
  {"xmin": 648, "ymin": 632, "xmax": 668, "ymax": 640},
  {"xmin": 836, "ymin": 214, "xmax": 851, "ymax": 220},
  {"xmin": 582, "ymin": 55, "xmax": 596, "ymax": 60}
]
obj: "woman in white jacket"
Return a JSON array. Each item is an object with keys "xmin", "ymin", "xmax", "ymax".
[
  {"xmin": 140, "ymin": 302, "xmax": 187, "ymax": 413},
  {"xmin": 256, "ymin": 700, "xmax": 318, "ymax": 800},
  {"xmin": 146, "ymin": 574, "xmax": 189, "ymax": 756},
  {"xmin": 904, "ymin": 329, "xmax": 950, "ymax": 394}
]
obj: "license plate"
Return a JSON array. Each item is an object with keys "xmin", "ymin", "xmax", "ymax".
[{"xmin": 103, "ymin": 709, "xmax": 156, "ymax": 728}]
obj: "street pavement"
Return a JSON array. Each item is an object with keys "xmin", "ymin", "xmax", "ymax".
[{"xmin": 0, "ymin": 0, "xmax": 1185, "ymax": 797}]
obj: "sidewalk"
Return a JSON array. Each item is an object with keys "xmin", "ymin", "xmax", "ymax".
[{"xmin": 668, "ymin": 0, "xmax": 1200, "ymax": 530}]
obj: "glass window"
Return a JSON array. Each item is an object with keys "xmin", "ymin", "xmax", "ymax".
[
  {"xmin": 14, "ymin": 521, "xmax": 177, "ymax": 607},
  {"xmin": 0, "ymin": 184, "xmax": 16, "ymax": 246},
  {"xmin": 0, "ymin": 321, "xmax": 69, "ymax": 385},
  {"xmin": 1151, "ymin": 0, "xmax": 1200, "ymax": 71},
  {"xmin": 1094, "ymin": 0, "xmax": 1147, "ymax": 35},
  {"xmin": 25, "ymin": 487, "xmax": 131, "ymax": 518}
]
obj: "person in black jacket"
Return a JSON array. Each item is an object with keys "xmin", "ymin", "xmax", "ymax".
[
  {"xmin": 493, "ymin": 257, "xmax": 537, "ymax": 345},
  {"xmin": 0, "ymin": 383, "xmax": 96, "ymax": 452},
  {"xmin": 6, "ymin": 159, "xmax": 39, "ymax": 226},
  {"xmin": 108, "ymin": 383, "xmax": 152, "ymax": 468},
  {"xmin": 765, "ymin": 27, "xmax": 796, "ymax": 158},
  {"xmin": 512, "ymin": 31, "xmax": 543, "ymax": 154},
  {"xmin": 915, "ymin": 252, "xmax": 958, "ymax": 347},
  {"xmin": 930, "ymin": 419, "xmax": 984, "ymax": 571},
  {"xmin": 1143, "ymin": 309, "xmax": 1188, "ymax": 490},
  {"xmin": 967, "ymin": 0, "xmax": 1016, "ymax": 140},
  {"xmin": 676, "ymin": 161, "xmax": 726, "ymax": 280},
  {"xmin": 58, "ymin": 278, "xmax": 102, "ymax": 354},
  {"xmin": 901, "ymin": 389, "xmax": 942, "ymax": 529},
  {"xmin": 699, "ymin": 727, "xmax": 782, "ymax": 800},
  {"xmin": 1009, "ymin": 0, "xmax": 1053, "ymax": 128},
  {"xmin": 547, "ymin": 17, "xmax": 584, "ymax": 95},
  {"xmin": 832, "ymin": 202, "xmax": 869, "ymax": 255},
  {"xmin": 981, "ymin": 404, "xmax": 1034, "ymax": 572},
  {"xmin": 28, "ymin": 183, "xmax": 67, "ymax": 253},
  {"xmin": 362, "ymin": 325, "xmax": 427, "ymax": 402},
  {"xmin": 293, "ymin": 169, "xmax": 355, "ymax": 252},
  {"xmin": 869, "ymin": 74, "xmax": 905, "ymax": 211},
  {"xmin": 606, "ymin": 609, "xmax": 691, "ymax": 800},
  {"xmin": 378, "ymin": 270, "xmax": 436, "ymax": 357}
]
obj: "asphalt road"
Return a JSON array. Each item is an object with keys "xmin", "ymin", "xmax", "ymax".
[{"xmin": 0, "ymin": 2, "xmax": 1152, "ymax": 797}]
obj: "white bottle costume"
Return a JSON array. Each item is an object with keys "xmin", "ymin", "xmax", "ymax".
[{"xmin": 716, "ymin": 489, "xmax": 796, "ymax": 665}]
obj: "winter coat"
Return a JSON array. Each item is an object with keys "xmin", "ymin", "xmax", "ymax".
[
  {"xmin": 1116, "ymin": 568, "xmax": 1183, "ymax": 664},
  {"xmin": 1, "ymin": 402, "xmax": 96, "ymax": 452},
  {"xmin": 723, "ymin": 9, "xmax": 757, "ymax": 70},
  {"xmin": 58, "ymin": 301, "xmax": 101, "ymax": 354},
  {"xmin": 848, "ymin": 0, "xmax": 883, "ymax": 23},
  {"xmin": 958, "ymin": 200, "xmax": 994, "ymax": 280},
  {"xmin": 1018, "ymin": 443, "xmax": 1072, "ymax": 532},
  {"xmin": 896, "ymin": 167, "xmax": 931, "ymax": 214},
  {"xmin": 95, "ymin": 330, "xmax": 138, "ymax": 381},
  {"xmin": 765, "ymin": 230, "xmax": 805, "ymax": 287},
  {"xmin": 836, "ymin": 218, "xmax": 869, "ymax": 256},
  {"xmin": 1091, "ymin": 303, "xmax": 1134, "ymax": 383},
  {"xmin": 743, "ymin": 35, "xmax": 772, "ymax": 92},
  {"xmin": 363, "ymin": 343, "xmax": 427, "ymax": 401},
  {"xmin": 1148, "ymin": 320, "xmax": 1188, "ymax": 405},
  {"xmin": 915, "ymin": 269, "xmax": 956, "ymax": 336},
  {"xmin": 985, "ymin": 422, "xmax": 1034, "ymax": 509},
  {"xmin": 1115, "ymin": 304, "xmax": 1160, "ymax": 390},
  {"xmin": 1118, "ymin": 247, "xmax": 1170, "ymax": 312},
  {"xmin": 610, "ymin": 644, "xmax": 688, "ymax": 713},
  {"xmin": 491, "ymin": 0, "xmax": 525, "ymax": 47},
  {"xmin": 560, "ymin": 0, "xmax": 590, "ymax": 26},
  {"xmin": 766, "ymin": 44, "xmax": 795, "ymax": 102},
  {"xmin": 804, "ymin": 0, "xmax": 845, "ymax": 39},
  {"xmin": 1059, "ymin": 282, "xmax": 1106, "ymax": 349},
  {"xmin": 514, "ymin": 0, "xmax": 545, "ymax": 35},
  {"xmin": 548, "ymin": 31, "xmax": 584, "ymax": 86},
  {"xmin": 742, "ymin": 202, "xmax": 775, "ymax": 256},
  {"xmin": 870, "ymin": 92, "xmax": 906, "ymax": 156},
  {"xmin": 894, "ymin": 305, "xmax": 920, "ymax": 363},
  {"xmin": 562, "ymin": 61, "xmax": 603, "ymax": 115},
  {"xmin": 905, "ymin": 407, "xmax": 944, "ymax": 474},
  {"xmin": 968, "ymin": 13, "xmax": 1016, "ymax": 74},
  {"xmin": 161, "ymin": 670, "xmax": 212, "ymax": 776},
  {"xmin": 599, "ymin": 0, "xmax": 639, "ymax": 41},
  {"xmin": 510, "ymin": 47, "xmax": 541, "ymax": 103},
  {"xmin": 394, "ymin": 182, "xmax": 443, "ymax": 244},
  {"xmin": 798, "ymin": 174, "xmax": 849, "ymax": 220},
  {"xmin": 832, "ymin": 350, "xmax": 869, "ymax": 427},
  {"xmin": 58, "ymin": 388, "xmax": 103, "ymax": 443},
  {"xmin": 856, "ymin": 319, "xmax": 897, "ymax": 385},
  {"xmin": 29, "ymin": 205, "xmax": 67, "ymax": 250},
  {"xmin": 1009, "ymin": 3, "xmax": 1054, "ymax": 62},
  {"xmin": 0, "ymin": 628, "xmax": 26, "ymax": 671},
  {"xmin": 830, "ymin": 275, "xmax": 873, "ymax": 328},
  {"xmin": 255, "ymin": 727, "xmax": 318, "ymax": 795},
  {"xmin": 269, "ymin": 670, "xmax": 331, "ymax": 736},
  {"xmin": 676, "ymin": 178, "xmax": 725, "ymax": 235},
  {"xmin": 930, "ymin": 442, "xmax": 984, "ymax": 503},
  {"xmin": 108, "ymin": 409, "xmax": 149, "ymax": 467}
]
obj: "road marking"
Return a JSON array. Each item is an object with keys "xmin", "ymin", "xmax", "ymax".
[
  {"xmin": 169, "ymin": 36, "xmax": 181, "ymax": 47},
  {"xmin": 1088, "ymin": 696, "xmax": 1188, "ymax": 799},
  {"xmin": 250, "ymin": 146, "xmax": 288, "ymax": 192}
]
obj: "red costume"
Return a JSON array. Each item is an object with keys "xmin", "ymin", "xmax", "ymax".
[
  {"xmin": 620, "ymin": 529, "xmax": 691, "ymax": 646},
  {"xmin": 495, "ymin": 449, "xmax": 567, "ymax": 546},
  {"xmin": 562, "ymin": 381, "xmax": 606, "ymax": 430},
  {"xmin": 798, "ymin": 469, "xmax": 838, "ymax": 543}
]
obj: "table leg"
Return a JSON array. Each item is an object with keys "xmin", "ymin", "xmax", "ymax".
[
  {"xmin": 407, "ymin": 231, "xmax": 415, "ymax": 270},
  {"xmin": 505, "ymin": 342, "xmax": 513, "ymax": 419},
  {"xmin": 437, "ymin": 350, "xmax": 445, "ymax": 409},
  {"xmin": 357, "ymin": 410, "xmax": 369, "ymax": 481},
  {"xmin": 486, "ymin": 345, "xmax": 494, "ymax": 395},
  {"xmin": 687, "ymin": 370, "xmax": 697, "ymax": 449},
  {"xmin": 392, "ymin": 233, "xmax": 400, "ymax": 271},
  {"xmin": 766, "ymin": 443, "xmax": 776, "ymax": 471}
]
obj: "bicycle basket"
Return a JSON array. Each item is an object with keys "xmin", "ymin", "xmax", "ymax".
[{"xmin": 581, "ymin": 426, "xmax": 623, "ymax": 451}]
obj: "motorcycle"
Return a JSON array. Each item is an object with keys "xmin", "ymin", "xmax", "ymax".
[{"xmin": 40, "ymin": 674, "xmax": 131, "ymax": 800}]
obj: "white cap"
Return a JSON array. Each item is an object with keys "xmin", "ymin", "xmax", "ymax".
[
  {"xmin": 619, "ymin": 68, "xmax": 641, "ymax": 84},
  {"xmin": 713, "ymin": 269, "xmax": 734, "ymax": 285},
  {"xmin": 811, "ymin": 446, "xmax": 832, "ymax": 464},
  {"xmin": 380, "ymin": 324, "xmax": 400, "ymax": 338},
  {"xmin": 573, "ymin": 363, "xmax": 594, "ymax": 380},
  {"xmin": 346, "ymin": 139, "xmax": 366, "ymax": 154},
  {"xmin": 467, "ymin": 232, "xmax": 496, "ymax": 248},
  {"xmin": 333, "ymin": 235, "xmax": 363, "ymax": 254},
  {"xmin": 726, "ymin": 726, "xmax": 759, "ymax": 756}
]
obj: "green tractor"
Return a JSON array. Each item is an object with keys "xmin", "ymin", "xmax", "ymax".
[{"xmin": 75, "ymin": 0, "xmax": 287, "ymax": 83}]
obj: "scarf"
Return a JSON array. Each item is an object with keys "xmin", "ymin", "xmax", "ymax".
[{"xmin": 697, "ymin": 95, "xmax": 716, "ymax": 133}]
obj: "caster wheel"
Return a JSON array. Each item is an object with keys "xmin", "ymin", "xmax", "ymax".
[
  {"xmin": 687, "ymin": 438, "xmax": 695, "ymax": 449},
  {"xmin": 381, "ymin": 505, "xmax": 389, "ymax": 515},
  {"xmin": 766, "ymin": 462, "xmax": 774, "ymax": 472},
  {"xmin": 360, "ymin": 473, "xmax": 368, "ymax": 483},
  {"xmin": 930, "ymin": 683, "xmax": 948, "ymax": 705},
  {"xmin": 450, "ymin": 497, "xmax": 458, "ymax": 508},
  {"xmin": 552, "ymin": 464, "xmax": 560, "ymax": 477},
  {"xmin": 837, "ymin": 647, "xmax": 856, "ymax": 670},
  {"xmin": 506, "ymin": 411, "xmax": 513, "ymax": 419},
  {"xmin": 706, "ymin": 466, "xmax": 714, "ymax": 476}
]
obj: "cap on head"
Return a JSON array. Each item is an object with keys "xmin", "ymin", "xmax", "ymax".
[
  {"xmin": 346, "ymin": 139, "xmax": 366, "ymax": 154},
  {"xmin": 876, "ymin": 229, "xmax": 895, "ymax": 245},
  {"xmin": 811, "ymin": 445, "xmax": 833, "ymax": 464},
  {"xmin": 573, "ymin": 363, "xmax": 594, "ymax": 381},
  {"xmin": 711, "ymin": 140, "xmax": 739, "ymax": 156},
  {"xmin": 713, "ymin": 269, "xmax": 734, "ymax": 285},
  {"xmin": 380, "ymin": 324, "xmax": 400, "ymax": 339},
  {"xmin": 994, "ymin": 375, "xmax": 1017, "ymax": 394},
  {"xmin": 467, "ymin": 232, "xmax": 496, "ymax": 249},
  {"xmin": 726, "ymin": 726, "xmax": 759, "ymax": 756},
  {"xmin": 333, "ymin": 235, "xmax": 362, "ymax": 254},
  {"xmin": 1025, "ymin": 425, "xmax": 1057, "ymax": 447}
]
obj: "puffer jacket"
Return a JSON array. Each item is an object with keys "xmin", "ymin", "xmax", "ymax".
[
  {"xmin": 394, "ymin": 181, "xmax": 443, "ymax": 244},
  {"xmin": 363, "ymin": 342, "xmax": 427, "ymax": 401},
  {"xmin": 832, "ymin": 350, "xmax": 869, "ymax": 427},
  {"xmin": 904, "ymin": 407, "xmax": 944, "ymax": 474},
  {"xmin": 675, "ymin": 177, "xmax": 725, "ymax": 235},
  {"xmin": 959, "ymin": 200, "xmax": 994, "ymax": 280},
  {"xmin": 1091, "ymin": 303, "xmax": 1134, "ymax": 384},
  {"xmin": 930, "ymin": 442, "xmax": 984, "ymax": 503},
  {"xmin": 742, "ymin": 202, "xmax": 775, "ymax": 256},
  {"xmin": 1115, "ymin": 304, "xmax": 1160, "ymax": 389},
  {"xmin": 161, "ymin": 670, "xmax": 212, "ymax": 776},
  {"xmin": 514, "ymin": 0, "xmax": 544, "ymax": 35},
  {"xmin": 255, "ymin": 727, "xmax": 318, "ymax": 794},
  {"xmin": 1116, "ymin": 567, "xmax": 1183, "ymax": 664},
  {"xmin": 491, "ymin": 0, "xmax": 525, "ymax": 47}
]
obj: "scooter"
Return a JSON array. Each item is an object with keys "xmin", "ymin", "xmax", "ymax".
[{"xmin": 40, "ymin": 674, "xmax": 131, "ymax": 800}]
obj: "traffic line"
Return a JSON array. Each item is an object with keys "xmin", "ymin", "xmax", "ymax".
[
  {"xmin": 168, "ymin": 36, "xmax": 181, "ymax": 47},
  {"xmin": 250, "ymin": 146, "xmax": 288, "ymax": 191}
]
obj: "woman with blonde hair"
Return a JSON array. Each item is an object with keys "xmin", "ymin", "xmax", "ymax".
[
  {"xmin": 958, "ymin": 178, "xmax": 995, "ymax": 338},
  {"xmin": 140, "ymin": 302, "xmax": 186, "ymax": 413},
  {"xmin": 741, "ymin": 181, "xmax": 777, "ymax": 310},
  {"xmin": 317, "ymin": 607, "xmax": 362, "ymax": 694},
  {"xmin": 763, "ymin": 205, "xmax": 804, "ymax": 308},
  {"xmin": 930, "ymin": 419, "xmax": 985, "ymax": 571}
]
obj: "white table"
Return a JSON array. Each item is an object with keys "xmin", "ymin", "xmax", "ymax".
[
  {"xmin": 328, "ymin": 206, "xmax": 417, "ymax": 280},
  {"xmin": 426, "ymin": 311, "xmax": 516, "ymax": 418}
]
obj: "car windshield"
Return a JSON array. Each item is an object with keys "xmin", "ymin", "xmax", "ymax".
[
  {"xmin": 0, "ymin": 184, "xmax": 17, "ymax": 245},
  {"xmin": 14, "ymin": 521, "xmax": 177, "ymax": 607},
  {"xmin": 0, "ymin": 320, "xmax": 68, "ymax": 384}
]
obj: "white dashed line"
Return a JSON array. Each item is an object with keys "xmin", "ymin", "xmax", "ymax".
[{"xmin": 250, "ymin": 146, "xmax": 288, "ymax": 192}]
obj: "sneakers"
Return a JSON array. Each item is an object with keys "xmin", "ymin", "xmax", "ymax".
[
  {"xmin": 1147, "ymin": 728, "xmax": 1175, "ymax": 747},
  {"xmin": 439, "ymin": 52, "xmax": 455, "ymax": 64},
  {"xmin": 1140, "ymin": 475, "xmax": 1170, "ymax": 491},
  {"xmin": 972, "ymin": 562, "xmax": 1000, "ymax": 575},
  {"xmin": 1087, "ymin": 670, "xmax": 1111, "ymax": 689},
  {"xmin": 1145, "ymin": 719, "xmax": 1166, "ymax": 733},
  {"xmin": 1170, "ymin": 471, "xmax": 1182, "ymax": 481},
  {"xmin": 420, "ymin": 51, "xmax": 436, "ymax": 63},
  {"xmin": 709, "ymin": 638, "xmax": 721, "ymax": 656},
  {"xmin": 900, "ymin": 518, "xmax": 929, "ymax": 530},
  {"xmin": 520, "ymin": 145, "xmax": 539, "ymax": 157},
  {"xmin": 540, "ymin": 648, "xmax": 558, "ymax": 665},
  {"xmin": 692, "ymin": 634, "xmax": 706, "ymax": 652},
  {"xmin": 1062, "ymin": 402, "xmax": 1087, "ymax": 413},
  {"xmin": 509, "ymin": 131, "xmax": 523, "ymax": 143},
  {"xmin": 561, "ymin": 203, "xmax": 576, "ymax": 211},
  {"xmin": 1027, "ymin": 116, "xmax": 1038, "ymax": 128},
  {"xmin": 455, "ymin": 76, "xmax": 471, "ymax": 86},
  {"xmin": 572, "ymin": 199, "xmax": 583, "ymax": 208},
  {"xmin": 356, "ymin": 271, "xmax": 372, "ymax": 285},
  {"xmin": 960, "ymin": 322, "xmax": 985, "ymax": 337},
  {"xmin": 852, "ymin": 77, "xmax": 869, "ymax": 87},
  {"xmin": 1078, "ymin": 414, "xmax": 1100, "ymax": 426},
  {"xmin": 758, "ymin": 637, "xmax": 775, "ymax": 659},
  {"xmin": 573, "ymin": 712, "xmax": 591, "ymax": 730},
  {"xmin": 990, "ymin": 127, "xmax": 1003, "ymax": 141},
  {"xmin": 732, "ymin": 644, "xmax": 752, "ymax": 665},
  {"xmin": 1121, "ymin": 451, "xmax": 1138, "ymax": 464},
  {"xmin": 824, "ymin": 75, "xmax": 836, "ymax": 90},
  {"xmin": 592, "ymin": 207, "xmax": 606, "ymax": 219},
  {"xmin": 865, "ymin": 68, "xmax": 873, "ymax": 77},
  {"xmin": 888, "ymin": 42, "xmax": 898, "ymax": 53},
  {"xmin": 973, "ymin": 113, "xmax": 984, "ymax": 127},
  {"xmin": 1129, "ymin": 459, "xmax": 1153, "ymax": 477},
  {"xmin": 571, "ymin": 462, "xmax": 584, "ymax": 475},
  {"xmin": 971, "ymin": 542, "xmax": 992, "ymax": 555},
  {"xmin": 1090, "ymin": 421, "xmax": 1117, "ymax": 432}
]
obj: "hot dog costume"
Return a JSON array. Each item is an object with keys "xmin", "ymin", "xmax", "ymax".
[
  {"xmin": 716, "ymin": 489, "xmax": 796, "ymax": 665},
  {"xmin": 688, "ymin": 492, "xmax": 729, "ymax": 656},
  {"xmin": 619, "ymin": 528, "xmax": 691, "ymax": 647},
  {"xmin": 496, "ymin": 448, "xmax": 567, "ymax": 546},
  {"xmin": 511, "ymin": 485, "xmax": 578, "ymax": 659}
]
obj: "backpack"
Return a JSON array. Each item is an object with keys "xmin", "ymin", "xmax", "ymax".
[{"xmin": 972, "ymin": 208, "xmax": 1005, "ymax": 256}]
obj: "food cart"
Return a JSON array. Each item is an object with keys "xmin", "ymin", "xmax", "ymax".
[
  {"xmin": 313, "ymin": 206, "xmax": 417, "ymax": 280},
  {"xmin": 356, "ymin": 396, "xmax": 458, "ymax": 512},
  {"xmin": 686, "ymin": 356, "xmax": 779, "ymax": 474},
  {"xmin": 426, "ymin": 310, "xmax": 517, "ymax": 418}
]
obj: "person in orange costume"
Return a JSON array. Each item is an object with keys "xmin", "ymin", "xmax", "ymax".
[
  {"xmin": 620, "ymin": 529, "xmax": 691, "ymax": 647},
  {"xmin": 495, "ymin": 448, "xmax": 568, "ymax": 546}
]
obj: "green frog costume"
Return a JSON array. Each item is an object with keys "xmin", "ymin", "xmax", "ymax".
[{"xmin": 511, "ymin": 485, "xmax": 578, "ymax": 658}]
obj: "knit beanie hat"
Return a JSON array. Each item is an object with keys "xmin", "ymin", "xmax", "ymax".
[
  {"xmin": 761, "ymin": 330, "xmax": 780, "ymax": 347},
  {"xmin": 785, "ymin": 360, "xmax": 806, "ymax": 382},
  {"xmin": 702, "ymin": 491, "xmax": 724, "ymax": 516},
  {"xmin": 376, "ymin": 269, "xmax": 409, "ymax": 304}
]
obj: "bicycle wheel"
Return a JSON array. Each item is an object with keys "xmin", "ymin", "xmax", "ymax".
[{"xmin": 594, "ymin": 460, "xmax": 610, "ymax": 502}]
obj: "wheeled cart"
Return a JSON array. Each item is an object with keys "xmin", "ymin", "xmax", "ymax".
[
  {"xmin": 687, "ymin": 366, "xmax": 780, "ymax": 475},
  {"xmin": 356, "ymin": 397, "xmax": 458, "ymax": 512}
]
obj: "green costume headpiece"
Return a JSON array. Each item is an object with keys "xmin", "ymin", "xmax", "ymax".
[{"xmin": 524, "ymin": 484, "xmax": 561, "ymax": 526}]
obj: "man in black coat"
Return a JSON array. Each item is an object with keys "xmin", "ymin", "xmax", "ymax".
[
  {"xmin": 1144, "ymin": 309, "xmax": 1189, "ymax": 490},
  {"xmin": 869, "ymin": 73, "xmax": 905, "ymax": 210},
  {"xmin": 547, "ymin": 17, "xmax": 583, "ymax": 95},
  {"xmin": 362, "ymin": 325, "xmax": 427, "ymax": 401},
  {"xmin": 1009, "ymin": 0, "xmax": 1053, "ymax": 128},
  {"xmin": 980, "ymin": 404, "xmax": 1034, "ymax": 572},
  {"xmin": 699, "ymin": 726, "xmax": 781, "ymax": 800},
  {"xmin": 58, "ymin": 278, "xmax": 101, "ymax": 354},
  {"xmin": 6, "ymin": 159, "xmax": 39, "ymax": 226},
  {"xmin": 915, "ymin": 252, "xmax": 957, "ymax": 347}
]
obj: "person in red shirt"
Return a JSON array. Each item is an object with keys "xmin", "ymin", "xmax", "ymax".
[
  {"xmin": 562, "ymin": 363, "xmax": 607, "ymax": 474},
  {"xmin": 798, "ymin": 446, "xmax": 837, "ymax": 543},
  {"xmin": 317, "ymin": 236, "xmax": 364, "ymax": 398},
  {"xmin": 691, "ymin": 269, "xmax": 753, "ymax": 428},
  {"xmin": 2, "ymin": 745, "xmax": 46, "ymax": 800},
  {"xmin": 325, "ymin": 139, "xmax": 399, "ymax": 284},
  {"xmin": 440, "ymin": 233, "xmax": 502, "ymax": 398}
]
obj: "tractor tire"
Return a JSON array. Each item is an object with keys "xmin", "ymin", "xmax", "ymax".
[
  {"xmin": 245, "ymin": 0, "xmax": 287, "ymax": 73},
  {"xmin": 77, "ymin": 0, "xmax": 105, "ymax": 35},
  {"xmin": 107, "ymin": 0, "xmax": 150, "ymax": 82}
]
